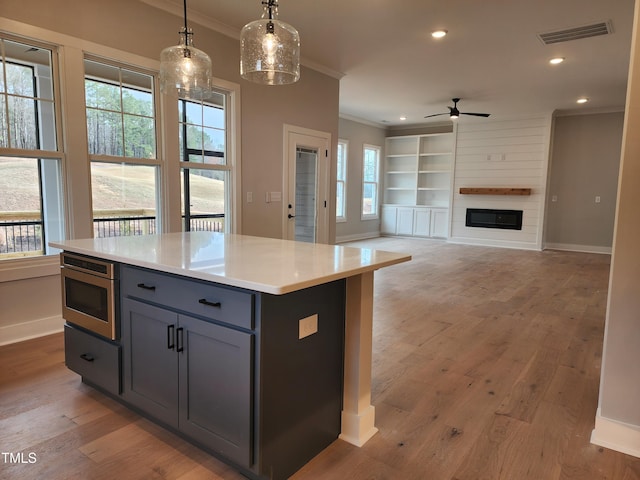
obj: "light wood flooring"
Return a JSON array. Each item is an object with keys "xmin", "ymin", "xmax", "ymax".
[{"xmin": 2, "ymin": 237, "xmax": 640, "ymax": 479}]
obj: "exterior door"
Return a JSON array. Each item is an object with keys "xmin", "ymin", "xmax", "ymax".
[{"xmin": 283, "ymin": 125, "xmax": 331, "ymax": 243}]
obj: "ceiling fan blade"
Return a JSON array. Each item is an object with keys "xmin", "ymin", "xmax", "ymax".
[
  {"xmin": 424, "ymin": 112, "xmax": 448, "ymax": 118},
  {"xmin": 461, "ymin": 112, "xmax": 491, "ymax": 117}
]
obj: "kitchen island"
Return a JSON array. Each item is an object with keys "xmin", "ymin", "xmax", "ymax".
[{"xmin": 52, "ymin": 232, "xmax": 410, "ymax": 479}]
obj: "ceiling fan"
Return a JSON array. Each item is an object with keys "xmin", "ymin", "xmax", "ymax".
[{"xmin": 424, "ymin": 98, "xmax": 490, "ymax": 119}]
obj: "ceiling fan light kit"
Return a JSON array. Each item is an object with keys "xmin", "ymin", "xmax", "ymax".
[{"xmin": 424, "ymin": 98, "xmax": 491, "ymax": 120}]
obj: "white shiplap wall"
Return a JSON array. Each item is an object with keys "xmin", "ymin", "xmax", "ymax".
[{"xmin": 450, "ymin": 115, "xmax": 553, "ymax": 250}]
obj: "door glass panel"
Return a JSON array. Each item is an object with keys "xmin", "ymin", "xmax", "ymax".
[{"xmin": 294, "ymin": 147, "xmax": 317, "ymax": 243}]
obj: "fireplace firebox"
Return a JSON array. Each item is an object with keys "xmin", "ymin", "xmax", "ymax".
[{"xmin": 465, "ymin": 209, "xmax": 523, "ymax": 230}]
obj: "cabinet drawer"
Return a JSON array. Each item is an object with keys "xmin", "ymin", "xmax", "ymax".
[
  {"xmin": 64, "ymin": 324, "xmax": 121, "ymax": 395},
  {"xmin": 121, "ymin": 265, "xmax": 254, "ymax": 330}
]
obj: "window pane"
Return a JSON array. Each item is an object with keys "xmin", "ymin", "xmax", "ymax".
[
  {"xmin": 87, "ymin": 109, "xmax": 123, "ymax": 156},
  {"xmin": 8, "ymin": 96, "xmax": 37, "ymax": 149},
  {"xmin": 180, "ymin": 98, "xmax": 226, "ymax": 166},
  {"xmin": 85, "ymin": 78, "xmax": 121, "ymax": 111},
  {"xmin": 124, "ymin": 114, "xmax": 155, "ymax": 158},
  {"xmin": 6, "ymin": 62, "xmax": 34, "ymax": 96},
  {"xmin": 91, "ymin": 163, "xmax": 157, "ymax": 237},
  {"xmin": 84, "ymin": 60, "xmax": 155, "ymax": 160},
  {"xmin": 203, "ymin": 104, "xmax": 224, "ymax": 129},
  {"xmin": 181, "ymin": 168, "xmax": 225, "ymax": 232},
  {"xmin": 336, "ymin": 182, "xmax": 344, "ymax": 217},
  {"xmin": 363, "ymin": 183, "xmax": 377, "ymax": 215},
  {"xmin": 0, "ymin": 43, "xmax": 57, "ymax": 152},
  {"xmin": 0, "ymin": 157, "xmax": 42, "ymax": 256},
  {"xmin": 0, "ymin": 156, "xmax": 64, "ymax": 258},
  {"xmin": 122, "ymin": 87, "xmax": 153, "ymax": 117}
]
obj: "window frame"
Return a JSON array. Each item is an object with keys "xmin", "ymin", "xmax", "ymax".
[
  {"xmin": 83, "ymin": 57, "xmax": 163, "ymax": 237},
  {"xmin": 361, "ymin": 143, "xmax": 381, "ymax": 220},
  {"xmin": 0, "ymin": 34, "xmax": 65, "ymax": 265}
]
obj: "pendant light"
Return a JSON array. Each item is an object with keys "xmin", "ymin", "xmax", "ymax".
[
  {"xmin": 240, "ymin": 0, "xmax": 300, "ymax": 85},
  {"xmin": 159, "ymin": 0, "xmax": 212, "ymax": 99}
]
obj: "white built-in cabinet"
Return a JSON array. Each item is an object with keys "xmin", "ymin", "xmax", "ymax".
[{"xmin": 382, "ymin": 131, "xmax": 454, "ymax": 238}]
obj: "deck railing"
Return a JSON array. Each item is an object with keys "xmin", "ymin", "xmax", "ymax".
[{"xmin": 0, "ymin": 209, "xmax": 224, "ymax": 257}]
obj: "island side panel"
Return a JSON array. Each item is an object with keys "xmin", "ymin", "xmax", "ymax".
[
  {"xmin": 257, "ymin": 279, "xmax": 345, "ymax": 480},
  {"xmin": 340, "ymin": 270, "xmax": 378, "ymax": 446}
]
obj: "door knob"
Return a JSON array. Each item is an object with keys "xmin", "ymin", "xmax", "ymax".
[{"xmin": 288, "ymin": 214, "xmax": 296, "ymax": 219}]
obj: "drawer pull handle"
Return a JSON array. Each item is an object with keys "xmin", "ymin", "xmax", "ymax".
[
  {"xmin": 137, "ymin": 283, "xmax": 156, "ymax": 291},
  {"xmin": 176, "ymin": 327, "xmax": 184, "ymax": 353},
  {"xmin": 80, "ymin": 353, "xmax": 95, "ymax": 362},
  {"xmin": 198, "ymin": 298, "xmax": 221, "ymax": 308},
  {"xmin": 167, "ymin": 324, "xmax": 175, "ymax": 350}
]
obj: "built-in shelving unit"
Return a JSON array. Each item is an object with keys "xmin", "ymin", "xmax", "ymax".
[{"xmin": 382, "ymin": 131, "xmax": 455, "ymax": 238}]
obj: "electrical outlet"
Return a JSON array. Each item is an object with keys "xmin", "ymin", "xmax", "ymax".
[
  {"xmin": 247, "ymin": 192, "xmax": 253, "ymax": 203},
  {"xmin": 299, "ymin": 314, "xmax": 318, "ymax": 339},
  {"xmin": 595, "ymin": 196, "xmax": 601, "ymax": 203}
]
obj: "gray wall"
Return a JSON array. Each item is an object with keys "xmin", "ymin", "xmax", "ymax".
[
  {"xmin": 336, "ymin": 118, "xmax": 387, "ymax": 242},
  {"xmin": 546, "ymin": 112, "xmax": 623, "ymax": 252},
  {"xmin": 593, "ymin": 0, "xmax": 640, "ymax": 448}
]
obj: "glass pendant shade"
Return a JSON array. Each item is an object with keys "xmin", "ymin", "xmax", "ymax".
[
  {"xmin": 240, "ymin": 2, "xmax": 300, "ymax": 85},
  {"xmin": 159, "ymin": 28, "xmax": 212, "ymax": 100}
]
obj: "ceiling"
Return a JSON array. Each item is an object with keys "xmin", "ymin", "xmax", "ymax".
[{"xmin": 145, "ymin": 0, "xmax": 635, "ymax": 127}]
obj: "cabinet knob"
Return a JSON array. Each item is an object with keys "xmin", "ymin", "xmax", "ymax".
[{"xmin": 80, "ymin": 353, "xmax": 95, "ymax": 362}]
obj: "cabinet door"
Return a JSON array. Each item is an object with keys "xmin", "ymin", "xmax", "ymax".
[
  {"xmin": 178, "ymin": 314, "xmax": 253, "ymax": 468},
  {"xmin": 122, "ymin": 298, "xmax": 179, "ymax": 428},
  {"xmin": 380, "ymin": 206, "xmax": 397, "ymax": 234},
  {"xmin": 430, "ymin": 208, "xmax": 449, "ymax": 238},
  {"xmin": 396, "ymin": 207, "xmax": 415, "ymax": 235},
  {"xmin": 412, "ymin": 208, "xmax": 431, "ymax": 237}
]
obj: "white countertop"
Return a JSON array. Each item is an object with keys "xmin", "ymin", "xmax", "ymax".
[{"xmin": 50, "ymin": 232, "xmax": 411, "ymax": 294}]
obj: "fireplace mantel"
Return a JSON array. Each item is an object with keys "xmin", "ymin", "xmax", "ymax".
[{"xmin": 459, "ymin": 187, "xmax": 532, "ymax": 196}]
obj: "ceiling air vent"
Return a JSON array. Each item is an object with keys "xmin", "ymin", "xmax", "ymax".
[{"xmin": 537, "ymin": 21, "xmax": 613, "ymax": 45}]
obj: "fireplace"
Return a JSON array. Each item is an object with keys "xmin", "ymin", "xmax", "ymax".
[{"xmin": 465, "ymin": 209, "xmax": 523, "ymax": 230}]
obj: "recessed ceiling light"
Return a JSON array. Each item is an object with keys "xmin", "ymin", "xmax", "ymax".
[
  {"xmin": 431, "ymin": 30, "xmax": 447, "ymax": 39},
  {"xmin": 549, "ymin": 57, "xmax": 565, "ymax": 65},
  {"xmin": 577, "ymin": 97, "xmax": 589, "ymax": 104},
  {"xmin": 400, "ymin": 116, "xmax": 407, "ymax": 121}
]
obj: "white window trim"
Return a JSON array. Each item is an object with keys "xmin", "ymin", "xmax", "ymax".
[
  {"xmin": 361, "ymin": 143, "xmax": 381, "ymax": 220},
  {"xmin": 336, "ymin": 139, "xmax": 348, "ymax": 223}
]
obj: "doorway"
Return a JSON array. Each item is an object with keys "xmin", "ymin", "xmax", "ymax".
[{"xmin": 283, "ymin": 125, "xmax": 331, "ymax": 243}]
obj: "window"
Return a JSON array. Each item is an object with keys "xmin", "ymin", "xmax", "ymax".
[
  {"xmin": 84, "ymin": 59, "xmax": 159, "ymax": 237},
  {"xmin": 0, "ymin": 37, "xmax": 64, "ymax": 259},
  {"xmin": 362, "ymin": 144, "xmax": 380, "ymax": 219},
  {"xmin": 179, "ymin": 91, "xmax": 229, "ymax": 233},
  {"xmin": 336, "ymin": 140, "xmax": 347, "ymax": 222}
]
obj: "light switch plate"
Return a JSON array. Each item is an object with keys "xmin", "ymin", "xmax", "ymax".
[{"xmin": 299, "ymin": 314, "xmax": 318, "ymax": 339}]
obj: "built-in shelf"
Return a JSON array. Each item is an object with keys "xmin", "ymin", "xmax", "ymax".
[{"xmin": 459, "ymin": 187, "xmax": 532, "ymax": 196}]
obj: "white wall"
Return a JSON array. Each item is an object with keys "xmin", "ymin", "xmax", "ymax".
[{"xmin": 449, "ymin": 115, "xmax": 553, "ymax": 250}]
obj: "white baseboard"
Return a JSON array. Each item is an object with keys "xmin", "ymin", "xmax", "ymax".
[
  {"xmin": 447, "ymin": 236, "xmax": 541, "ymax": 251},
  {"xmin": 0, "ymin": 315, "xmax": 64, "ymax": 346},
  {"xmin": 544, "ymin": 242, "xmax": 612, "ymax": 254},
  {"xmin": 335, "ymin": 232, "xmax": 381, "ymax": 244},
  {"xmin": 591, "ymin": 408, "xmax": 640, "ymax": 458}
]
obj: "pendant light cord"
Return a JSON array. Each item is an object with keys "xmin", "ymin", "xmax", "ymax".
[{"xmin": 183, "ymin": 0, "xmax": 189, "ymax": 33}]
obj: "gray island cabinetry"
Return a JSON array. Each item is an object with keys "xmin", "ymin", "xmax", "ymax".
[{"xmin": 53, "ymin": 232, "xmax": 410, "ymax": 480}]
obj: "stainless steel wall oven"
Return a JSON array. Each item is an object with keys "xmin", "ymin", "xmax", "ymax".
[{"xmin": 60, "ymin": 252, "xmax": 118, "ymax": 340}]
